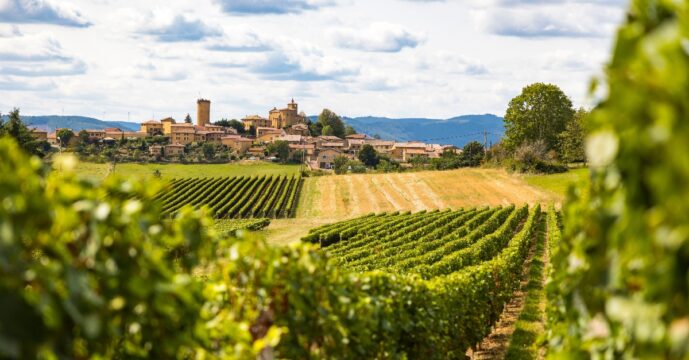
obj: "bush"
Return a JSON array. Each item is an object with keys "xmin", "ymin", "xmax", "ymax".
[{"xmin": 509, "ymin": 140, "xmax": 567, "ymax": 174}]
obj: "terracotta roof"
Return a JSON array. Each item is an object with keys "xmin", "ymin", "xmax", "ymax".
[
  {"xmin": 368, "ymin": 140, "xmax": 394, "ymax": 146},
  {"xmin": 394, "ymin": 142, "xmax": 427, "ymax": 148},
  {"xmin": 321, "ymin": 142, "xmax": 345, "ymax": 147},
  {"xmin": 276, "ymin": 135, "xmax": 303, "ymax": 142},
  {"xmin": 319, "ymin": 136, "xmax": 342, "ymax": 141},
  {"xmin": 256, "ymin": 127, "xmax": 282, "ymax": 132},
  {"xmin": 346, "ymin": 134, "xmax": 367, "ymax": 139},
  {"xmin": 223, "ymin": 136, "xmax": 253, "ymax": 142},
  {"xmin": 289, "ymin": 144, "xmax": 315, "ymax": 149},
  {"xmin": 143, "ymin": 120, "xmax": 160, "ymax": 124}
]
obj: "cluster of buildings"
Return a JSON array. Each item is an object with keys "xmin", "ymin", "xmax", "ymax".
[
  {"xmin": 243, "ymin": 132, "xmax": 456, "ymax": 170},
  {"xmin": 36, "ymin": 98, "xmax": 457, "ymax": 168}
]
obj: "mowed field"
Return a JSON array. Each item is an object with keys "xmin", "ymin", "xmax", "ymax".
[
  {"xmin": 73, "ymin": 161, "xmax": 300, "ymax": 180},
  {"xmin": 264, "ymin": 168, "xmax": 578, "ymax": 245}
]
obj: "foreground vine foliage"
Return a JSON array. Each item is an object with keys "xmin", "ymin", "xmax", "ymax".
[
  {"xmin": 1, "ymin": 138, "xmax": 544, "ymax": 359},
  {"xmin": 549, "ymin": 0, "xmax": 689, "ymax": 357}
]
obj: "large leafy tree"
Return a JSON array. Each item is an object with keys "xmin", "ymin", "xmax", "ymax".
[
  {"xmin": 333, "ymin": 155, "xmax": 349, "ymax": 174},
  {"xmin": 317, "ymin": 109, "xmax": 345, "ymax": 138},
  {"xmin": 0, "ymin": 108, "xmax": 49, "ymax": 157},
  {"xmin": 357, "ymin": 144, "xmax": 379, "ymax": 167},
  {"xmin": 551, "ymin": 0, "xmax": 689, "ymax": 357},
  {"xmin": 558, "ymin": 107, "xmax": 588, "ymax": 164},
  {"xmin": 503, "ymin": 83, "xmax": 574, "ymax": 152},
  {"xmin": 460, "ymin": 141, "xmax": 485, "ymax": 167},
  {"xmin": 56, "ymin": 128, "xmax": 75, "ymax": 146},
  {"xmin": 267, "ymin": 140, "xmax": 290, "ymax": 162}
]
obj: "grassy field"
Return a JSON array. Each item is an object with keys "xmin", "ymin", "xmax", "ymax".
[
  {"xmin": 522, "ymin": 167, "xmax": 589, "ymax": 201},
  {"xmin": 263, "ymin": 168, "xmax": 562, "ymax": 245},
  {"xmin": 73, "ymin": 161, "xmax": 301, "ymax": 180}
]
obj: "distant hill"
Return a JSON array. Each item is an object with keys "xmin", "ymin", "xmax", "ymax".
[
  {"xmin": 2, "ymin": 115, "xmax": 140, "ymax": 132},
  {"xmin": 336, "ymin": 114, "xmax": 504, "ymax": 147},
  {"xmin": 9, "ymin": 113, "xmax": 505, "ymax": 147}
]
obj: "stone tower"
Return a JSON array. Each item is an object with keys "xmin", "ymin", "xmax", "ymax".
[
  {"xmin": 197, "ymin": 99, "xmax": 210, "ymax": 127},
  {"xmin": 288, "ymin": 98, "xmax": 297, "ymax": 111}
]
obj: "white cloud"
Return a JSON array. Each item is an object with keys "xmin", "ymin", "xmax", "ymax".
[
  {"xmin": 330, "ymin": 23, "xmax": 425, "ymax": 52},
  {"xmin": 206, "ymin": 28, "xmax": 272, "ymax": 52},
  {"xmin": 0, "ymin": 33, "xmax": 69, "ymax": 61},
  {"xmin": 0, "ymin": 24, "xmax": 21, "ymax": 37},
  {"xmin": 0, "ymin": 76, "xmax": 55, "ymax": 91},
  {"xmin": 0, "ymin": 0, "xmax": 91, "ymax": 27},
  {"xmin": 0, "ymin": 33, "xmax": 87, "ymax": 77},
  {"xmin": 0, "ymin": 59, "xmax": 86, "ymax": 76},
  {"xmin": 417, "ymin": 52, "xmax": 489, "ymax": 75},
  {"xmin": 0, "ymin": 0, "xmax": 628, "ymax": 120},
  {"xmin": 474, "ymin": 2, "xmax": 625, "ymax": 38},
  {"xmin": 140, "ymin": 15, "xmax": 222, "ymax": 42},
  {"xmin": 214, "ymin": 0, "xmax": 335, "ymax": 15},
  {"xmin": 127, "ymin": 10, "xmax": 222, "ymax": 42},
  {"xmin": 125, "ymin": 61, "xmax": 189, "ymax": 82},
  {"xmin": 542, "ymin": 50, "xmax": 605, "ymax": 72},
  {"xmin": 251, "ymin": 39, "xmax": 359, "ymax": 80}
]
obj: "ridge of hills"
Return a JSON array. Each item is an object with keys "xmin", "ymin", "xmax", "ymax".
[{"xmin": 7, "ymin": 113, "xmax": 505, "ymax": 147}]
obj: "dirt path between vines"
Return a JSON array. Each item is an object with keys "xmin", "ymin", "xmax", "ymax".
[{"xmin": 467, "ymin": 215, "xmax": 545, "ymax": 360}]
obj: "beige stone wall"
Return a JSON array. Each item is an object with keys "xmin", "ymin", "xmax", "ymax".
[{"xmin": 141, "ymin": 123, "xmax": 163, "ymax": 136}]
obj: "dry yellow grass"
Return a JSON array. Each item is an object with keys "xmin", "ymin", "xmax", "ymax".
[{"xmin": 263, "ymin": 168, "xmax": 558, "ymax": 245}]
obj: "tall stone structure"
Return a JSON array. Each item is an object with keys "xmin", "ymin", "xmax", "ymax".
[
  {"xmin": 197, "ymin": 99, "xmax": 210, "ymax": 127},
  {"xmin": 269, "ymin": 98, "xmax": 306, "ymax": 129}
]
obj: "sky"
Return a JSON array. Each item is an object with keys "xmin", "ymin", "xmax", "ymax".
[{"xmin": 0, "ymin": 0, "xmax": 628, "ymax": 123}]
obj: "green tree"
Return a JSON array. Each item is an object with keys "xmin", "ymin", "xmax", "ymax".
[
  {"xmin": 503, "ymin": 83, "xmax": 574, "ymax": 152},
  {"xmin": 357, "ymin": 144, "xmax": 379, "ymax": 167},
  {"xmin": 376, "ymin": 156, "xmax": 400, "ymax": 172},
  {"xmin": 333, "ymin": 155, "xmax": 349, "ymax": 174},
  {"xmin": 78, "ymin": 129, "xmax": 90, "ymax": 143},
  {"xmin": 431, "ymin": 149, "xmax": 461, "ymax": 170},
  {"xmin": 215, "ymin": 119, "xmax": 245, "ymax": 134},
  {"xmin": 558, "ymin": 107, "xmax": 588, "ymax": 164},
  {"xmin": 308, "ymin": 121, "xmax": 323, "ymax": 137},
  {"xmin": 551, "ymin": 0, "xmax": 689, "ymax": 357},
  {"xmin": 460, "ymin": 141, "xmax": 484, "ymax": 167},
  {"xmin": 202, "ymin": 142, "xmax": 216, "ymax": 160},
  {"xmin": 345, "ymin": 125, "xmax": 357, "ymax": 136},
  {"xmin": 184, "ymin": 113, "xmax": 192, "ymax": 123},
  {"xmin": 317, "ymin": 109, "xmax": 345, "ymax": 138},
  {"xmin": 348, "ymin": 160, "xmax": 367, "ymax": 173},
  {"xmin": 321, "ymin": 125, "xmax": 334, "ymax": 136},
  {"xmin": 290, "ymin": 150, "xmax": 304, "ymax": 164},
  {"xmin": 267, "ymin": 140, "xmax": 290, "ymax": 162},
  {"xmin": 56, "ymin": 128, "xmax": 75, "ymax": 148},
  {"xmin": 0, "ymin": 108, "xmax": 47, "ymax": 156}
]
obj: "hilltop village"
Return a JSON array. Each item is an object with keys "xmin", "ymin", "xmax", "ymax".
[{"xmin": 39, "ymin": 99, "xmax": 459, "ymax": 170}]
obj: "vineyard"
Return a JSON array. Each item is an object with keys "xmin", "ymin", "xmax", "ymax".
[
  {"xmin": 302, "ymin": 205, "xmax": 558, "ymax": 356},
  {"xmin": 155, "ymin": 175, "xmax": 303, "ymax": 219}
]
